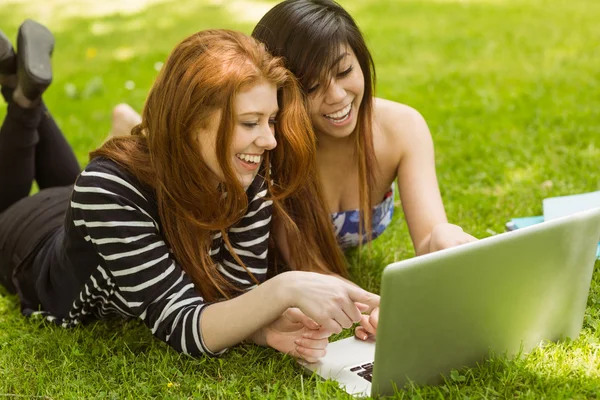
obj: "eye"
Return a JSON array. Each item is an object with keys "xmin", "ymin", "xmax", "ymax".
[
  {"xmin": 306, "ymin": 83, "xmax": 320, "ymax": 95},
  {"xmin": 268, "ymin": 118, "xmax": 278, "ymax": 126},
  {"xmin": 242, "ymin": 122, "xmax": 258, "ymax": 128},
  {"xmin": 338, "ymin": 66, "xmax": 353, "ymax": 78}
]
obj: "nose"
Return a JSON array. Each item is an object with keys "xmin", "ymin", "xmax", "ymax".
[
  {"xmin": 324, "ymin": 78, "xmax": 346, "ymax": 105},
  {"xmin": 256, "ymin": 124, "xmax": 277, "ymax": 150}
]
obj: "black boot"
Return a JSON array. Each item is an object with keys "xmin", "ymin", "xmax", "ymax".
[
  {"xmin": 15, "ymin": 19, "xmax": 54, "ymax": 105},
  {"xmin": 0, "ymin": 29, "xmax": 16, "ymax": 76},
  {"xmin": 0, "ymin": 29, "xmax": 17, "ymax": 101}
]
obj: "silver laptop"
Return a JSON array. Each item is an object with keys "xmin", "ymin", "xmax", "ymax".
[{"xmin": 300, "ymin": 207, "xmax": 600, "ymax": 397}]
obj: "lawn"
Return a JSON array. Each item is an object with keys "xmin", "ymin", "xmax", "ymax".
[{"xmin": 1, "ymin": 0, "xmax": 599, "ymax": 398}]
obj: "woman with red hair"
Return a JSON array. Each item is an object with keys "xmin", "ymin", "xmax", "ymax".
[{"xmin": 0, "ymin": 22, "xmax": 378, "ymax": 361}]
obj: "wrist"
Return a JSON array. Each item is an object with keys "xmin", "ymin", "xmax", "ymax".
[
  {"xmin": 247, "ymin": 326, "xmax": 267, "ymax": 347},
  {"xmin": 274, "ymin": 271, "xmax": 297, "ymax": 309},
  {"xmin": 416, "ymin": 235, "xmax": 431, "ymax": 256}
]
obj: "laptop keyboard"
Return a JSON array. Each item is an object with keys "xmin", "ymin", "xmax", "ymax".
[{"xmin": 349, "ymin": 362, "xmax": 374, "ymax": 382}]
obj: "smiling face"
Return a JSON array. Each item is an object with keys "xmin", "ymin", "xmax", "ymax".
[
  {"xmin": 197, "ymin": 80, "xmax": 279, "ymax": 189},
  {"xmin": 306, "ymin": 45, "xmax": 365, "ymax": 140}
]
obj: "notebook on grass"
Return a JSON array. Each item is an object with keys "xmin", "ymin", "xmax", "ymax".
[{"xmin": 506, "ymin": 191, "xmax": 600, "ymax": 259}]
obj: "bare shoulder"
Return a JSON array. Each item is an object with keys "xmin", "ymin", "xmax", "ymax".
[
  {"xmin": 374, "ymin": 98, "xmax": 429, "ymax": 141},
  {"xmin": 373, "ymin": 98, "xmax": 433, "ymax": 164}
]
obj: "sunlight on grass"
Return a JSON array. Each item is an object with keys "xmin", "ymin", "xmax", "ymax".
[
  {"xmin": 4, "ymin": 0, "xmax": 276, "ymax": 26},
  {"xmin": 113, "ymin": 47, "xmax": 136, "ymax": 61},
  {"xmin": 209, "ymin": 0, "xmax": 276, "ymax": 23},
  {"xmin": 526, "ymin": 336, "xmax": 600, "ymax": 381},
  {"xmin": 3, "ymin": 0, "xmax": 171, "ymax": 20},
  {"xmin": 428, "ymin": 0, "xmax": 508, "ymax": 3},
  {"xmin": 90, "ymin": 16, "xmax": 178, "ymax": 37},
  {"xmin": 507, "ymin": 166, "xmax": 537, "ymax": 185}
]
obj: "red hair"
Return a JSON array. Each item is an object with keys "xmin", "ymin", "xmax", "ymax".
[{"xmin": 91, "ymin": 30, "xmax": 347, "ymax": 301}]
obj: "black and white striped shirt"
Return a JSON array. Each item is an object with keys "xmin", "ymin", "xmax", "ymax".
[{"xmin": 29, "ymin": 157, "xmax": 273, "ymax": 356}]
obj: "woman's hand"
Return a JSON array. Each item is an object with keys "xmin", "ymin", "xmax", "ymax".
[
  {"xmin": 250, "ymin": 308, "xmax": 331, "ymax": 363},
  {"xmin": 428, "ymin": 223, "xmax": 477, "ymax": 253},
  {"xmin": 281, "ymin": 271, "xmax": 380, "ymax": 335},
  {"xmin": 355, "ymin": 306, "xmax": 379, "ymax": 341}
]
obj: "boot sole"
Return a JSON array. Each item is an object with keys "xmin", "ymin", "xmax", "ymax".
[{"xmin": 17, "ymin": 19, "xmax": 54, "ymax": 100}]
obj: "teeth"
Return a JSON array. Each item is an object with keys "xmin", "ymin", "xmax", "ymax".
[
  {"xmin": 236, "ymin": 153, "xmax": 261, "ymax": 164},
  {"xmin": 325, "ymin": 103, "xmax": 352, "ymax": 120}
]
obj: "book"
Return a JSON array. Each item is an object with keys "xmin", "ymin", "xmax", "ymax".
[
  {"xmin": 505, "ymin": 191, "xmax": 600, "ymax": 260},
  {"xmin": 505, "ymin": 216, "xmax": 545, "ymax": 231},
  {"xmin": 543, "ymin": 191, "xmax": 600, "ymax": 221}
]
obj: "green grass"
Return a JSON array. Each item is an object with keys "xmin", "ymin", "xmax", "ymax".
[{"xmin": 1, "ymin": 0, "xmax": 599, "ymax": 398}]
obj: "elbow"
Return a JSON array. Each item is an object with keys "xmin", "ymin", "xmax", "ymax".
[
  {"xmin": 167, "ymin": 337, "xmax": 228, "ymax": 358},
  {"xmin": 150, "ymin": 304, "xmax": 228, "ymax": 358},
  {"xmin": 197, "ymin": 339, "xmax": 228, "ymax": 357}
]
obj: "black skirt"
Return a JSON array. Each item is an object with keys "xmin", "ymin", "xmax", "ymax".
[{"xmin": 0, "ymin": 185, "xmax": 72, "ymax": 293}]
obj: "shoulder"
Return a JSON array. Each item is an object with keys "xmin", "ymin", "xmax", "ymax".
[
  {"xmin": 373, "ymin": 98, "xmax": 434, "ymax": 159},
  {"xmin": 373, "ymin": 98, "xmax": 430, "ymax": 142},
  {"xmin": 82, "ymin": 157, "xmax": 135, "ymax": 181},
  {"xmin": 73, "ymin": 157, "xmax": 153, "ymax": 207}
]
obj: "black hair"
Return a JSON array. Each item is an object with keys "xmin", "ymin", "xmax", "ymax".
[{"xmin": 253, "ymin": 0, "xmax": 378, "ymax": 244}]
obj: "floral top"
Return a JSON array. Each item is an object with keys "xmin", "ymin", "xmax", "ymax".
[{"xmin": 331, "ymin": 186, "xmax": 395, "ymax": 249}]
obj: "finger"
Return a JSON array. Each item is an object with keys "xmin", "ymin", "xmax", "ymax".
[
  {"xmin": 307, "ymin": 310, "xmax": 341, "ymax": 334},
  {"xmin": 296, "ymin": 345, "xmax": 326, "ymax": 363},
  {"xmin": 455, "ymin": 239, "xmax": 474, "ymax": 247},
  {"xmin": 285, "ymin": 308, "xmax": 321, "ymax": 329},
  {"xmin": 355, "ymin": 326, "xmax": 369, "ymax": 341},
  {"xmin": 369, "ymin": 308, "xmax": 379, "ymax": 329},
  {"xmin": 347, "ymin": 287, "xmax": 380, "ymax": 312},
  {"xmin": 340, "ymin": 297, "xmax": 362, "ymax": 323},
  {"xmin": 319, "ymin": 318, "xmax": 343, "ymax": 335},
  {"xmin": 295, "ymin": 337, "xmax": 328, "ymax": 350},
  {"xmin": 334, "ymin": 307, "xmax": 356, "ymax": 329},
  {"xmin": 354, "ymin": 302, "xmax": 370, "ymax": 313},
  {"xmin": 360, "ymin": 315, "xmax": 376, "ymax": 334},
  {"xmin": 302, "ymin": 327, "xmax": 333, "ymax": 340},
  {"xmin": 465, "ymin": 234, "xmax": 478, "ymax": 242},
  {"xmin": 359, "ymin": 315, "xmax": 376, "ymax": 336}
]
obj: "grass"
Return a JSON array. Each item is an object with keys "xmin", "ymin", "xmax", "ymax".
[{"xmin": 1, "ymin": 0, "xmax": 599, "ymax": 398}]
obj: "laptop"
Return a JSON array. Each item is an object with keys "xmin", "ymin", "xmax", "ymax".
[{"xmin": 299, "ymin": 207, "xmax": 600, "ymax": 397}]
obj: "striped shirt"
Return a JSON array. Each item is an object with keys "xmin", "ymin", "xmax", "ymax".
[{"xmin": 28, "ymin": 157, "xmax": 273, "ymax": 356}]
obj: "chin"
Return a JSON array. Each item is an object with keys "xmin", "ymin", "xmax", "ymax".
[
  {"xmin": 318, "ymin": 118, "xmax": 358, "ymax": 139},
  {"xmin": 339, "ymin": 125, "xmax": 357, "ymax": 138},
  {"xmin": 238, "ymin": 174, "xmax": 257, "ymax": 189},
  {"xmin": 322, "ymin": 126, "xmax": 356, "ymax": 139}
]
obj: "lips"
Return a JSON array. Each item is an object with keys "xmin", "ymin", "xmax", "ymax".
[
  {"xmin": 235, "ymin": 152, "xmax": 262, "ymax": 172},
  {"xmin": 324, "ymin": 103, "xmax": 352, "ymax": 121},
  {"xmin": 236, "ymin": 153, "xmax": 261, "ymax": 164}
]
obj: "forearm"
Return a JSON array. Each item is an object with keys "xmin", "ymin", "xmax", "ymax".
[{"xmin": 200, "ymin": 272, "xmax": 292, "ymax": 353}]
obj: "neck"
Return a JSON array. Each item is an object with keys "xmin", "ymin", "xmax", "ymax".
[
  {"xmin": 316, "ymin": 131, "xmax": 356, "ymax": 154},
  {"xmin": 315, "ymin": 131, "xmax": 359, "ymax": 172}
]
